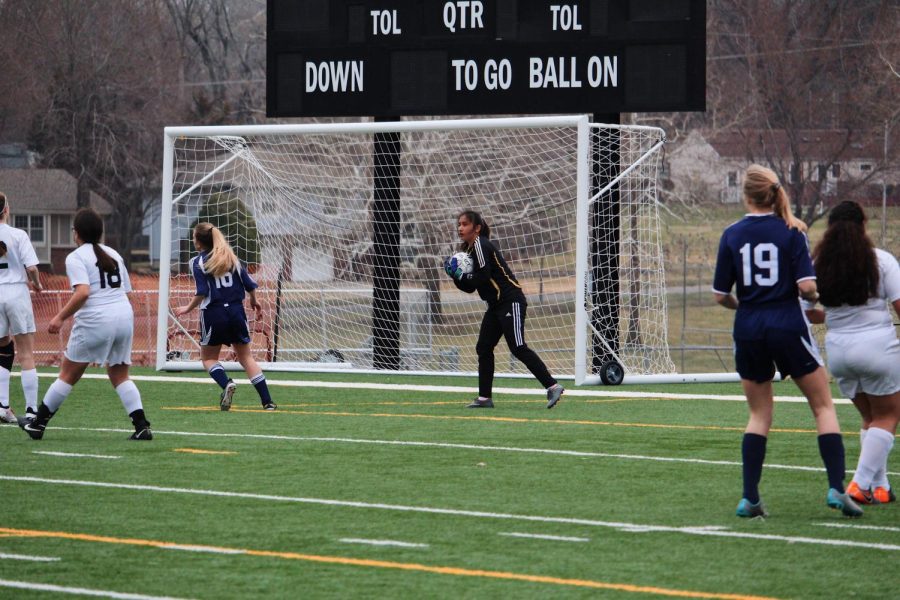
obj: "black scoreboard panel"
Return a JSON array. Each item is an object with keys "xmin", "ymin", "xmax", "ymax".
[{"xmin": 267, "ymin": 0, "xmax": 705, "ymax": 117}]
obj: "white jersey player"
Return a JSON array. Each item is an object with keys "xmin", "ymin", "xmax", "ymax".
[
  {"xmin": 810, "ymin": 200, "xmax": 900, "ymax": 505},
  {"xmin": 19, "ymin": 208, "xmax": 152, "ymax": 441},
  {"xmin": 0, "ymin": 191, "xmax": 42, "ymax": 424}
]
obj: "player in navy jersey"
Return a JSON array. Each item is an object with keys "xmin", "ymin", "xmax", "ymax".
[
  {"xmin": 175, "ymin": 222, "xmax": 275, "ymax": 411},
  {"xmin": 19, "ymin": 208, "xmax": 152, "ymax": 441},
  {"xmin": 445, "ymin": 210, "xmax": 564, "ymax": 409},
  {"xmin": 713, "ymin": 164, "xmax": 861, "ymax": 518}
]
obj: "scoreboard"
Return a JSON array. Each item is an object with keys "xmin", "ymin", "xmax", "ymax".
[{"xmin": 267, "ymin": 0, "xmax": 706, "ymax": 117}]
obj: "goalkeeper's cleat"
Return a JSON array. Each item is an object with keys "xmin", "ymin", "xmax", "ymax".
[
  {"xmin": 827, "ymin": 488, "xmax": 864, "ymax": 517},
  {"xmin": 873, "ymin": 486, "xmax": 895, "ymax": 503},
  {"xmin": 220, "ymin": 380, "xmax": 236, "ymax": 411},
  {"xmin": 263, "ymin": 402, "xmax": 277, "ymax": 411},
  {"xmin": 129, "ymin": 427, "xmax": 153, "ymax": 441},
  {"xmin": 18, "ymin": 417, "xmax": 45, "ymax": 440},
  {"xmin": 466, "ymin": 397, "xmax": 494, "ymax": 409},
  {"xmin": 546, "ymin": 384, "xmax": 564, "ymax": 409},
  {"xmin": 735, "ymin": 498, "xmax": 768, "ymax": 518},
  {"xmin": 0, "ymin": 406, "xmax": 16, "ymax": 424},
  {"xmin": 846, "ymin": 481, "xmax": 880, "ymax": 505}
]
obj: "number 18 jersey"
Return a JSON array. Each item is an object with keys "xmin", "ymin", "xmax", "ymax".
[
  {"xmin": 712, "ymin": 213, "xmax": 815, "ymax": 340},
  {"xmin": 65, "ymin": 243, "xmax": 132, "ymax": 314}
]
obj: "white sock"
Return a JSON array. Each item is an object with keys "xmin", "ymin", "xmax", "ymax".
[
  {"xmin": 0, "ymin": 367, "xmax": 9, "ymax": 407},
  {"xmin": 853, "ymin": 427, "xmax": 894, "ymax": 489},
  {"xmin": 43, "ymin": 379, "xmax": 73, "ymax": 413},
  {"xmin": 871, "ymin": 430, "xmax": 894, "ymax": 489},
  {"xmin": 21, "ymin": 368, "xmax": 38, "ymax": 412},
  {"xmin": 115, "ymin": 380, "xmax": 143, "ymax": 415}
]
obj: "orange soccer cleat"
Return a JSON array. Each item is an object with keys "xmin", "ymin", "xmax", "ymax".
[
  {"xmin": 846, "ymin": 481, "xmax": 880, "ymax": 505},
  {"xmin": 872, "ymin": 486, "xmax": 896, "ymax": 504}
]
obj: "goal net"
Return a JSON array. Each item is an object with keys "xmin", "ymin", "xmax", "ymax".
[{"xmin": 157, "ymin": 116, "xmax": 678, "ymax": 384}]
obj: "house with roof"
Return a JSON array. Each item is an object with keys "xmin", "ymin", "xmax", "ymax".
[
  {"xmin": 0, "ymin": 169, "xmax": 113, "ymax": 273},
  {"xmin": 667, "ymin": 129, "xmax": 898, "ymax": 206}
]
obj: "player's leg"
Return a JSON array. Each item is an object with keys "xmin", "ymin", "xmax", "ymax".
[
  {"xmin": 793, "ymin": 366, "xmax": 862, "ymax": 516},
  {"xmin": 0, "ymin": 334, "xmax": 15, "ymax": 423},
  {"xmin": 107, "ymin": 363, "xmax": 152, "ymax": 440},
  {"xmin": 200, "ymin": 344, "xmax": 234, "ymax": 411},
  {"xmin": 20, "ymin": 358, "xmax": 88, "ymax": 440},
  {"xmin": 733, "ymin": 339, "xmax": 775, "ymax": 516},
  {"xmin": 233, "ymin": 342, "xmax": 275, "ymax": 410},
  {"xmin": 500, "ymin": 301, "xmax": 563, "ymax": 408},
  {"xmin": 14, "ymin": 331, "xmax": 38, "ymax": 416},
  {"xmin": 470, "ymin": 309, "xmax": 503, "ymax": 407}
]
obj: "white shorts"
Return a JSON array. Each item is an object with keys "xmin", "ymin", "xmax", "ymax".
[
  {"xmin": 0, "ymin": 283, "xmax": 36, "ymax": 337},
  {"xmin": 65, "ymin": 306, "xmax": 134, "ymax": 366},
  {"xmin": 826, "ymin": 330, "xmax": 900, "ymax": 398}
]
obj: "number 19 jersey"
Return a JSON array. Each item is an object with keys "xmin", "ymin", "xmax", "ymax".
[
  {"xmin": 65, "ymin": 243, "xmax": 132, "ymax": 313},
  {"xmin": 713, "ymin": 213, "xmax": 815, "ymax": 340}
]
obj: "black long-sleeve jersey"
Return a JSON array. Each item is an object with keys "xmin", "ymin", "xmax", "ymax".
[{"xmin": 452, "ymin": 236, "xmax": 524, "ymax": 307}]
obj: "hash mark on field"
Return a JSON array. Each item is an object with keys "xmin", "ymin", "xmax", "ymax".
[
  {"xmin": 499, "ymin": 532, "xmax": 590, "ymax": 543},
  {"xmin": 0, "ymin": 578, "xmax": 192, "ymax": 599},
  {"xmin": 161, "ymin": 543, "xmax": 246, "ymax": 555},
  {"xmin": 4, "ymin": 476, "xmax": 899, "ymax": 552},
  {"xmin": 32, "ymin": 451, "xmax": 121, "ymax": 459},
  {"xmin": 0, "ymin": 553, "xmax": 60, "ymax": 562},
  {"xmin": 172, "ymin": 448, "xmax": 237, "ymax": 456},
  {"xmin": 338, "ymin": 538, "xmax": 429, "ymax": 548}
]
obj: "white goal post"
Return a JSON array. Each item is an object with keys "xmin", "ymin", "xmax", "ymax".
[{"xmin": 157, "ymin": 115, "xmax": 721, "ymax": 384}]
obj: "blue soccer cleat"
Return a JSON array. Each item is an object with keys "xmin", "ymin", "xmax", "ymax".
[
  {"xmin": 736, "ymin": 498, "xmax": 768, "ymax": 518},
  {"xmin": 827, "ymin": 488, "xmax": 863, "ymax": 517}
]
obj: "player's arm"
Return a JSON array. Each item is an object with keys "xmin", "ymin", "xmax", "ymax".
[
  {"xmin": 796, "ymin": 278, "xmax": 819, "ymax": 303},
  {"xmin": 48, "ymin": 284, "xmax": 90, "ymax": 334},
  {"xmin": 175, "ymin": 295, "xmax": 205, "ymax": 316},
  {"xmin": 712, "ymin": 233, "xmax": 738, "ymax": 310},
  {"xmin": 25, "ymin": 265, "xmax": 42, "ymax": 291},
  {"xmin": 176, "ymin": 257, "xmax": 210, "ymax": 316}
]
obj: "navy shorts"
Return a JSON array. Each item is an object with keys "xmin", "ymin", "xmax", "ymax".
[
  {"xmin": 199, "ymin": 304, "xmax": 251, "ymax": 347},
  {"xmin": 734, "ymin": 328, "xmax": 823, "ymax": 383}
]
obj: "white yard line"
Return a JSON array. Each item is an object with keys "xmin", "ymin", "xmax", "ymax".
[
  {"xmin": 0, "ymin": 579, "xmax": 193, "ymax": 600},
  {"xmin": 816, "ymin": 522, "xmax": 900, "ymax": 533},
  {"xmin": 0, "ymin": 553, "xmax": 60, "ymax": 562},
  {"xmin": 32, "ymin": 451, "xmax": 121, "ymax": 460},
  {"xmin": 499, "ymin": 532, "xmax": 590, "ymax": 543},
  {"xmin": 338, "ymin": 538, "xmax": 429, "ymax": 548},
  {"xmin": 2, "ymin": 475, "xmax": 897, "ymax": 552},
  {"xmin": 13, "ymin": 372, "xmax": 852, "ymax": 403},
  {"xmin": 160, "ymin": 544, "xmax": 246, "ymax": 555},
  {"xmin": 16, "ymin": 427, "xmax": 895, "ymax": 477}
]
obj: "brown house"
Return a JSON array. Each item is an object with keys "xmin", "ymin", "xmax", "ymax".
[{"xmin": 0, "ymin": 169, "xmax": 113, "ymax": 273}]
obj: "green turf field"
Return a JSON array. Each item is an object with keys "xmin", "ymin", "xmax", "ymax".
[{"xmin": 2, "ymin": 367, "xmax": 896, "ymax": 599}]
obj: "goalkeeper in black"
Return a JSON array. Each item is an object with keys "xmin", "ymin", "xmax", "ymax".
[{"xmin": 445, "ymin": 210, "xmax": 564, "ymax": 409}]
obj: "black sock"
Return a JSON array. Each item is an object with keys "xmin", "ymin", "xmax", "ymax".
[
  {"xmin": 817, "ymin": 433, "xmax": 846, "ymax": 493},
  {"xmin": 741, "ymin": 433, "xmax": 767, "ymax": 504},
  {"xmin": 129, "ymin": 409, "xmax": 150, "ymax": 430},
  {"xmin": 35, "ymin": 403, "xmax": 54, "ymax": 426}
]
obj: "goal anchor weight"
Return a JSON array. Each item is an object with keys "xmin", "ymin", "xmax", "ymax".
[{"xmin": 599, "ymin": 359, "xmax": 625, "ymax": 386}]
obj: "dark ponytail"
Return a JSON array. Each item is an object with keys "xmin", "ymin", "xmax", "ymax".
[
  {"xmin": 73, "ymin": 208, "xmax": 117, "ymax": 273},
  {"xmin": 457, "ymin": 210, "xmax": 490, "ymax": 251},
  {"xmin": 0, "ymin": 193, "xmax": 8, "ymax": 257},
  {"xmin": 812, "ymin": 201, "xmax": 878, "ymax": 307}
]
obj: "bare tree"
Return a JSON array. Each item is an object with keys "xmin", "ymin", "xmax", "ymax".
[
  {"xmin": 163, "ymin": 0, "xmax": 266, "ymax": 124},
  {"xmin": 706, "ymin": 0, "xmax": 900, "ymax": 225},
  {"xmin": 0, "ymin": 0, "xmax": 185, "ymax": 264}
]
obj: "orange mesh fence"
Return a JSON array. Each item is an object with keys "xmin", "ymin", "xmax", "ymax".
[{"xmin": 28, "ymin": 273, "xmax": 272, "ymax": 367}]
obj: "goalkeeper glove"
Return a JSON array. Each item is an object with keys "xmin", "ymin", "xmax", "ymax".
[{"xmin": 444, "ymin": 256, "xmax": 461, "ymax": 279}]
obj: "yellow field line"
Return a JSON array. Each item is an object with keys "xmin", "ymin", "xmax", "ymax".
[
  {"xmin": 161, "ymin": 406, "xmax": 817, "ymax": 434},
  {"xmin": 172, "ymin": 448, "xmax": 237, "ymax": 455},
  {"xmin": 0, "ymin": 527, "xmax": 778, "ymax": 600}
]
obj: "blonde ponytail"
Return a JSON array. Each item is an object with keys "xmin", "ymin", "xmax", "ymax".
[
  {"xmin": 742, "ymin": 164, "xmax": 806, "ymax": 231},
  {"xmin": 193, "ymin": 222, "xmax": 240, "ymax": 277}
]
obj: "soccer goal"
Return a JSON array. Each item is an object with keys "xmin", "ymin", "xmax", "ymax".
[{"xmin": 157, "ymin": 115, "xmax": 709, "ymax": 384}]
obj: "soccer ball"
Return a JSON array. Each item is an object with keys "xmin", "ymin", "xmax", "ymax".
[{"xmin": 450, "ymin": 251, "xmax": 473, "ymax": 276}]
